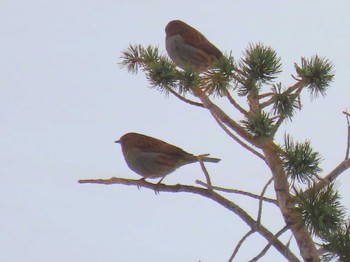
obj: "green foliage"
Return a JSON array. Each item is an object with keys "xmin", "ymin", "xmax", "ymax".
[
  {"xmin": 295, "ymin": 56, "xmax": 334, "ymax": 98},
  {"xmin": 238, "ymin": 77, "xmax": 260, "ymax": 96},
  {"xmin": 178, "ymin": 68, "xmax": 201, "ymax": 94},
  {"xmin": 239, "ymin": 43, "xmax": 282, "ymax": 91},
  {"xmin": 237, "ymin": 43, "xmax": 282, "ymax": 96},
  {"xmin": 215, "ymin": 52, "xmax": 236, "ymax": 76},
  {"xmin": 120, "ymin": 44, "xmax": 145, "ymax": 73},
  {"xmin": 146, "ymin": 57, "xmax": 178, "ymax": 89},
  {"xmin": 201, "ymin": 54, "xmax": 236, "ymax": 96},
  {"xmin": 241, "ymin": 111, "xmax": 274, "ymax": 141},
  {"xmin": 120, "ymin": 40, "xmax": 345, "ymax": 262},
  {"xmin": 293, "ymin": 183, "xmax": 346, "ymax": 238},
  {"xmin": 322, "ymin": 220, "xmax": 350, "ymax": 262},
  {"xmin": 121, "ymin": 44, "xmax": 181, "ymax": 93},
  {"xmin": 282, "ymin": 135, "xmax": 322, "ymax": 184},
  {"xmin": 271, "ymin": 83, "xmax": 300, "ymax": 119},
  {"xmin": 202, "ymin": 70, "xmax": 230, "ymax": 96},
  {"xmin": 121, "ymin": 44, "xmax": 235, "ymax": 95}
]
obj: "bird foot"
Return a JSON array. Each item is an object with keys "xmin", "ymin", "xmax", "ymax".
[{"xmin": 137, "ymin": 177, "xmax": 147, "ymax": 190}]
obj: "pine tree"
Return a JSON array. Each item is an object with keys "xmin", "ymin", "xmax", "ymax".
[{"xmin": 80, "ymin": 43, "xmax": 350, "ymax": 262}]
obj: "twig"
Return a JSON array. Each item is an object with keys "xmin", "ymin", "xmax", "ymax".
[
  {"xmin": 224, "ymin": 90, "xmax": 248, "ymax": 115},
  {"xmin": 164, "ymin": 85, "xmax": 204, "ymax": 107},
  {"xmin": 196, "ymin": 180, "xmax": 277, "ymax": 205},
  {"xmin": 248, "ymin": 226, "xmax": 289, "ymax": 262},
  {"xmin": 260, "ymin": 81, "xmax": 304, "ymax": 108},
  {"xmin": 191, "ymin": 87, "xmax": 256, "ymax": 146},
  {"xmin": 257, "ymin": 178, "xmax": 274, "ymax": 226},
  {"xmin": 228, "ymin": 229, "xmax": 255, "ymax": 262},
  {"xmin": 197, "ymin": 155, "xmax": 212, "ymax": 188},
  {"xmin": 318, "ymin": 158, "xmax": 350, "ymax": 186},
  {"xmin": 258, "ymin": 92, "xmax": 274, "ymax": 99},
  {"xmin": 212, "ymin": 114, "xmax": 266, "ymax": 162},
  {"xmin": 296, "ymin": 158, "xmax": 350, "ymax": 202},
  {"xmin": 343, "ymin": 111, "xmax": 350, "ymax": 117},
  {"xmin": 343, "ymin": 111, "xmax": 350, "ymax": 159},
  {"xmin": 286, "ymin": 234, "xmax": 293, "ymax": 248}
]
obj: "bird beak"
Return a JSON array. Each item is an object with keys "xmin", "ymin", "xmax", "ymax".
[{"xmin": 114, "ymin": 140, "xmax": 120, "ymax": 143}]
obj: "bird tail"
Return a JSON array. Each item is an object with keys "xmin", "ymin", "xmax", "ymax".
[{"xmin": 197, "ymin": 154, "xmax": 221, "ymax": 163}]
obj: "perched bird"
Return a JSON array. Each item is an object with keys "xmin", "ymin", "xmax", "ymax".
[
  {"xmin": 165, "ymin": 20, "xmax": 223, "ymax": 72},
  {"xmin": 115, "ymin": 132, "xmax": 220, "ymax": 182}
]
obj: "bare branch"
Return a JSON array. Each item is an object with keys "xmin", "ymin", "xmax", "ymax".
[
  {"xmin": 257, "ymin": 178, "xmax": 274, "ymax": 225},
  {"xmin": 191, "ymin": 87, "xmax": 256, "ymax": 146},
  {"xmin": 228, "ymin": 229, "xmax": 255, "ymax": 262},
  {"xmin": 271, "ymin": 115, "xmax": 286, "ymax": 136},
  {"xmin": 343, "ymin": 110, "xmax": 350, "ymax": 159},
  {"xmin": 260, "ymin": 81, "xmax": 304, "ymax": 108},
  {"xmin": 299, "ymin": 113, "xmax": 350, "ymax": 197},
  {"xmin": 258, "ymin": 92, "xmax": 274, "ymax": 99},
  {"xmin": 79, "ymin": 176, "xmax": 299, "ymax": 262},
  {"xmin": 343, "ymin": 111, "xmax": 350, "ymax": 118},
  {"xmin": 286, "ymin": 234, "xmax": 293, "ymax": 248},
  {"xmin": 212, "ymin": 114, "xmax": 266, "ymax": 162},
  {"xmin": 195, "ymin": 180, "xmax": 277, "ymax": 205},
  {"xmin": 248, "ymin": 226, "xmax": 289, "ymax": 262},
  {"xmin": 224, "ymin": 90, "xmax": 248, "ymax": 115},
  {"xmin": 302, "ymin": 158, "xmax": 350, "ymax": 198},
  {"xmin": 197, "ymin": 155, "xmax": 212, "ymax": 188},
  {"xmin": 164, "ymin": 85, "xmax": 204, "ymax": 107}
]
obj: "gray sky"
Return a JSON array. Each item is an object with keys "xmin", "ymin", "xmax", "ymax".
[{"xmin": 1, "ymin": 0, "xmax": 350, "ymax": 261}]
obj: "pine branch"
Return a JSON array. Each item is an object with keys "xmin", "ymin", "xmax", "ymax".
[{"xmin": 164, "ymin": 85, "xmax": 204, "ymax": 107}]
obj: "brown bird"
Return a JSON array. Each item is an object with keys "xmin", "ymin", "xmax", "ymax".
[
  {"xmin": 165, "ymin": 20, "xmax": 223, "ymax": 72},
  {"xmin": 115, "ymin": 132, "xmax": 220, "ymax": 182}
]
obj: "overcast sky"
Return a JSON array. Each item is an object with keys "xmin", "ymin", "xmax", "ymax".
[{"xmin": 1, "ymin": 1, "xmax": 350, "ymax": 261}]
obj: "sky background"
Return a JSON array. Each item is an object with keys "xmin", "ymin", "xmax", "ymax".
[{"xmin": 1, "ymin": 1, "xmax": 350, "ymax": 261}]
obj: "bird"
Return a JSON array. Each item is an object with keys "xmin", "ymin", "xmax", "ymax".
[
  {"xmin": 115, "ymin": 132, "xmax": 220, "ymax": 182},
  {"xmin": 165, "ymin": 20, "xmax": 223, "ymax": 72}
]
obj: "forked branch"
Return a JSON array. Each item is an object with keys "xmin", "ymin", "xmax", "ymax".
[{"xmin": 78, "ymin": 176, "xmax": 298, "ymax": 261}]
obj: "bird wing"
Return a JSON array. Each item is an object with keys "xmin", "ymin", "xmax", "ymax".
[
  {"xmin": 138, "ymin": 135, "xmax": 192, "ymax": 156},
  {"xmin": 181, "ymin": 29, "xmax": 222, "ymax": 58}
]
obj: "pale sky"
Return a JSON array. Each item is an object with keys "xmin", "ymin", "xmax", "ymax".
[{"xmin": 1, "ymin": 1, "xmax": 350, "ymax": 261}]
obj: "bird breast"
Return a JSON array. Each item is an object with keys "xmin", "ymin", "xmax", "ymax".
[{"xmin": 123, "ymin": 147, "xmax": 179, "ymax": 178}]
